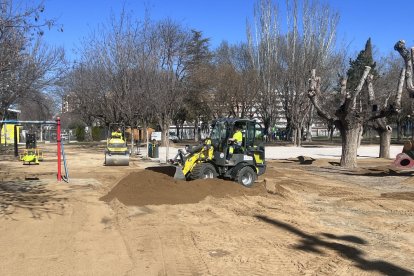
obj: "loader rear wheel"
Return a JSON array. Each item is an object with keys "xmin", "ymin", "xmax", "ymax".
[
  {"xmin": 236, "ymin": 166, "xmax": 257, "ymax": 187},
  {"xmin": 188, "ymin": 163, "xmax": 217, "ymax": 180}
]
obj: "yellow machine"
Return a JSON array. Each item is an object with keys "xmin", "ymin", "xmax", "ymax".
[
  {"xmin": 104, "ymin": 124, "xmax": 129, "ymax": 166},
  {"xmin": 20, "ymin": 148, "xmax": 43, "ymax": 165},
  {"xmin": 170, "ymin": 118, "xmax": 266, "ymax": 187},
  {"xmin": 171, "ymin": 138, "xmax": 214, "ymax": 180},
  {"xmin": 20, "ymin": 133, "xmax": 43, "ymax": 165}
]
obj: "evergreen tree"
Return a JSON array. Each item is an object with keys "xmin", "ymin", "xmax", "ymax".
[
  {"xmin": 347, "ymin": 38, "xmax": 378, "ymax": 91},
  {"xmin": 183, "ymin": 30, "xmax": 212, "ymax": 141}
]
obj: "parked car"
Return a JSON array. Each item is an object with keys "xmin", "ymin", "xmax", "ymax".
[
  {"xmin": 150, "ymin": 131, "xmax": 179, "ymax": 143},
  {"xmin": 169, "ymin": 133, "xmax": 179, "ymax": 143}
]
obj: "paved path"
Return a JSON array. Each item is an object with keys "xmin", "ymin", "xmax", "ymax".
[
  {"xmin": 264, "ymin": 145, "xmax": 401, "ymax": 160},
  {"xmin": 153, "ymin": 145, "xmax": 402, "ymax": 162}
]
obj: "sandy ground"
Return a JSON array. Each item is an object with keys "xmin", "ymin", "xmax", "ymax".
[{"xmin": 0, "ymin": 143, "xmax": 413, "ymax": 275}]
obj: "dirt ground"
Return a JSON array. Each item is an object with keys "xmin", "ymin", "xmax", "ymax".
[{"xmin": 0, "ymin": 143, "xmax": 413, "ymax": 275}]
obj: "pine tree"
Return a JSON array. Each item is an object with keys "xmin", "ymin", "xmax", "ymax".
[
  {"xmin": 347, "ymin": 38, "xmax": 377, "ymax": 91},
  {"xmin": 183, "ymin": 30, "xmax": 212, "ymax": 141}
]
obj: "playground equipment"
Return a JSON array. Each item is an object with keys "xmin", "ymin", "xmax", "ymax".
[
  {"xmin": 0, "ymin": 117, "xmax": 67, "ymax": 181},
  {"xmin": 394, "ymin": 140, "xmax": 414, "ymax": 169},
  {"xmin": 20, "ymin": 133, "xmax": 43, "ymax": 165}
]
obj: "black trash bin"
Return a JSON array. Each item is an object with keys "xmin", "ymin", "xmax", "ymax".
[
  {"xmin": 148, "ymin": 141, "xmax": 159, "ymax": 158},
  {"xmin": 152, "ymin": 143, "xmax": 159, "ymax": 158},
  {"xmin": 148, "ymin": 143, "xmax": 153, "ymax": 157}
]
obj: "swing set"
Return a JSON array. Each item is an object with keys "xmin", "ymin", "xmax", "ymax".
[{"xmin": 0, "ymin": 117, "xmax": 68, "ymax": 182}]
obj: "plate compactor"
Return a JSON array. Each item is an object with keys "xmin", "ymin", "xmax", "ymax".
[
  {"xmin": 169, "ymin": 118, "xmax": 266, "ymax": 187},
  {"xmin": 104, "ymin": 123, "xmax": 129, "ymax": 166}
]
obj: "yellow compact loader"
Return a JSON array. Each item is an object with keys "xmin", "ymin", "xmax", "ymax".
[
  {"xmin": 169, "ymin": 118, "xmax": 266, "ymax": 187},
  {"xmin": 104, "ymin": 123, "xmax": 129, "ymax": 166}
]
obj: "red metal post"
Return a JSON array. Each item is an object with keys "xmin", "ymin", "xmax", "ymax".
[{"xmin": 57, "ymin": 117, "xmax": 61, "ymax": 181}]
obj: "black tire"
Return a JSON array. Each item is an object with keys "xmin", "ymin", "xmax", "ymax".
[
  {"xmin": 188, "ymin": 162, "xmax": 218, "ymax": 180},
  {"xmin": 236, "ymin": 166, "xmax": 257, "ymax": 187}
]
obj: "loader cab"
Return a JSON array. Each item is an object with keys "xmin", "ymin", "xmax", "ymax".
[{"xmin": 210, "ymin": 119, "xmax": 265, "ymax": 168}]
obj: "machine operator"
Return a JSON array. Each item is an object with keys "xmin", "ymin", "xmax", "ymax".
[{"xmin": 226, "ymin": 126, "xmax": 243, "ymax": 163}]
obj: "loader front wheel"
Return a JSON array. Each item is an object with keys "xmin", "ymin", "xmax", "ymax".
[
  {"xmin": 236, "ymin": 166, "xmax": 257, "ymax": 187},
  {"xmin": 188, "ymin": 163, "xmax": 217, "ymax": 180}
]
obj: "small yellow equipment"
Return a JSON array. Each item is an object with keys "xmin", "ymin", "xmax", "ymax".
[
  {"xmin": 20, "ymin": 133, "xmax": 43, "ymax": 165},
  {"xmin": 104, "ymin": 123, "xmax": 129, "ymax": 166}
]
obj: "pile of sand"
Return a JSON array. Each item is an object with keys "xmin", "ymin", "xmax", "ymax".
[{"xmin": 100, "ymin": 167, "xmax": 267, "ymax": 206}]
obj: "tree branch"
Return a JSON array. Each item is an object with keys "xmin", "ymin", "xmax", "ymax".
[
  {"xmin": 367, "ymin": 69, "xmax": 404, "ymax": 122},
  {"xmin": 308, "ymin": 69, "xmax": 333, "ymax": 122},
  {"xmin": 340, "ymin": 76, "xmax": 348, "ymax": 99},
  {"xmin": 394, "ymin": 40, "xmax": 414, "ymax": 96},
  {"xmin": 394, "ymin": 68, "xmax": 406, "ymax": 112},
  {"xmin": 366, "ymin": 73, "xmax": 375, "ymax": 105},
  {"xmin": 349, "ymin": 66, "xmax": 371, "ymax": 107}
]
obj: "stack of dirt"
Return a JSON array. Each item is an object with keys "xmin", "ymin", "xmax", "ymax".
[{"xmin": 101, "ymin": 168, "xmax": 267, "ymax": 206}]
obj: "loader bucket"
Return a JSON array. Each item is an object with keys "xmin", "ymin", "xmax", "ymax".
[
  {"xmin": 105, "ymin": 153, "xmax": 129, "ymax": 166},
  {"xmin": 173, "ymin": 167, "xmax": 186, "ymax": 180},
  {"xmin": 145, "ymin": 165, "xmax": 186, "ymax": 180}
]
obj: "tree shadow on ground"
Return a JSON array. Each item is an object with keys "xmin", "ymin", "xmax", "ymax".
[
  {"xmin": 352, "ymin": 168, "xmax": 414, "ymax": 177},
  {"xmin": 255, "ymin": 215, "xmax": 413, "ymax": 275},
  {"xmin": 280, "ymin": 157, "xmax": 316, "ymax": 165},
  {"xmin": 309, "ymin": 165, "xmax": 414, "ymax": 177},
  {"xmin": 0, "ymin": 181, "xmax": 66, "ymax": 220}
]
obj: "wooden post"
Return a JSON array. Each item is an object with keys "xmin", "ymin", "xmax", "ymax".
[{"xmin": 14, "ymin": 124, "xmax": 18, "ymax": 157}]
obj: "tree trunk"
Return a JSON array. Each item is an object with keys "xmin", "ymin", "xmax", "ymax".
[
  {"xmin": 176, "ymin": 124, "xmax": 180, "ymax": 140},
  {"xmin": 86, "ymin": 125, "xmax": 93, "ymax": 142},
  {"xmin": 340, "ymin": 126, "xmax": 361, "ymax": 168},
  {"xmin": 379, "ymin": 125, "xmax": 392, "ymax": 158},
  {"xmin": 285, "ymin": 119, "xmax": 292, "ymax": 142},
  {"xmin": 165, "ymin": 128, "xmax": 170, "ymax": 163},
  {"xmin": 397, "ymin": 119, "xmax": 401, "ymax": 141},
  {"xmin": 306, "ymin": 105, "xmax": 314, "ymax": 142},
  {"xmin": 296, "ymin": 127, "xmax": 302, "ymax": 146},
  {"xmin": 357, "ymin": 125, "xmax": 363, "ymax": 148},
  {"xmin": 160, "ymin": 121, "xmax": 169, "ymax": 147},
  {"xmin": 263, "ymin": 117, "xmax": 271, "ymax": 142},
  {"xmin": 291, "ymin": 126, "xmax": 297, "ymax": 145},
  {"xmin": 144, "ymin": 123, "xmax": 149, "ymax": 158},
  {"xmin": 291, "ymin": 126, "xmax": 302, "ymax": 147},
  {"xmin": 194, "ymin": 118, "xmax": 200, "ymax": 142}
]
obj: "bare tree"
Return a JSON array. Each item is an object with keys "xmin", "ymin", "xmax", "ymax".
[
  {"xmin": 152, "ymin": 18, "xmax": 189, "ymax": 155},
  {"xmin": 280, "ymin": 0, "xmax": 340, "ymax": 146},
  {"xmin": 0, "ymin": 0, "xmax": 61, "ymax": 123},
  {"xmin": 247, "ymin": 0, "xmax": 281, "ymax": 134},
  {"xmin": 66, "ymin": 11, "xmax": 158, "ymax": 130},
  {"xmin": 370, "ymin": 52, "xmax": 405, "ymax": 157},
  {"xmin": 210, "ymin": 42, "xmax": 258, "ymax": 120},
  {"xmin": 308, "ymin": 65, "xmax": 404, "ymax": 167},
  {"xmin": 394, "ymin": 40, "xmax": 414, "ymax": 97}
]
